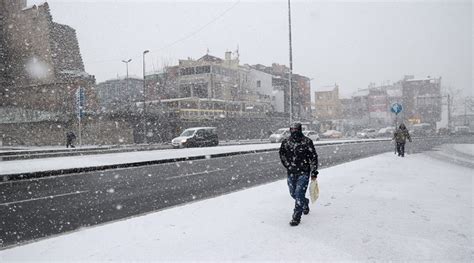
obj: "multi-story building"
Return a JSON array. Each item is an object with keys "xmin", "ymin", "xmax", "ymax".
[
  {"xmin": 401, "ymin": 76, "xmax": 442, "ymax": 125},
  {"xmin": 314, "ymin": 84, "xmax": 342, "ymax": 121},
  {"xmin": 343, "ymin": 89, "xmax": 370, "ymax": 127},
  {"xmin": 136, "ymin": 52, "xmax": 314, "ymax": 141},
  {"xmin": 368, "ymin": 86, "xmax": 390, "ymax": 125},
  {"xmin": 145, "ymin": 66, "xmax": 179, "ymax": 101},
  {"xmin": 251, "ymin": 63, "xmax": 312, "ymax": 121},
  {"xmin": 160, "ymin": 52, "xmax": 273, "ymax": 120},
  {"xmin": 96, "ymin": 77, "xmax": 144, "ymax": 112},
  {"xmin": 341, "ymin": 76, "xmax": 440, "ymax": 129},
  {"xmin": 177, "ymin": 52, "xmax": 240, "ymax": 100},
  {"xmin": 293, "ymin": 74, "xmax": 312, "ymax": 121},
  {"xmin": 247, "ymin": 65, "xmax": 284, "ymax": 113}
]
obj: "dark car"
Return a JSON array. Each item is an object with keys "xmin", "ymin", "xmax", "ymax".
[{"xmin": 171, "ymin": 127, "xmax": 219, "ymax": 148}]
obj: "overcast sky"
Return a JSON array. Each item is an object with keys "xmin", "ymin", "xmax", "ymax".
[{"xmin": 29, "ymin": 0, "xmax": 472, "ymax": 98}]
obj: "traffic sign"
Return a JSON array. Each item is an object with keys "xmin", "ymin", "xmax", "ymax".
[
  {"xmin": 390, "ymin": 103, "xmax": 403, "ymax": 115},
  {"xmin": 75, "ymin": 87, "xmax": 85, "ymax": 119}
]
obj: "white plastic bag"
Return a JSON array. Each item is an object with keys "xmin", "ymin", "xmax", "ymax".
[{"xmin": 309, "ymin": 179, "xmax": 319, "ymax": 203}]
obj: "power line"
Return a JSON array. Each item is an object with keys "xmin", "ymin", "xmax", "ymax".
[{"xmin": 87, "ymin": 0, "xmax": 241, "ymax": 65}]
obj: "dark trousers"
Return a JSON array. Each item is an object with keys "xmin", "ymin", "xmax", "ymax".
[
  {"xmin": 287, "ymin": 173, "xmax": 310, "ymax": 221},
  {"xmin": 66, "ymin": 140, "xmax": 75, "ymax": 148},
  {"xmin": 396, "ymin": 142, "xmax": 405, "ymax": 157}
]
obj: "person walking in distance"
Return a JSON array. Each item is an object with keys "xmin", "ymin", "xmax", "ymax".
[
  {"xmin": 393, "ymin": 123, "xmax": 412, "ymax": 157},
  {"xmin": 279, "ymin": 123, "xmax": 319, "ymax": 226},
  {"xmin": 66, "ymin": 131, "xmax": 76, "ymax": 148}
]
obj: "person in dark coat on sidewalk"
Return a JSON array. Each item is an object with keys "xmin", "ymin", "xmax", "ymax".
[
  {"xmin": 279, "ymin": 122, "xmax": 319, "ymax": 226},
  {"xmin": 66, "ymin": 131, "xmax": 76, "ymax": 148},
  {"xmin": 393, "ymin": 123, "xmax": 412, "ymax": 157}
]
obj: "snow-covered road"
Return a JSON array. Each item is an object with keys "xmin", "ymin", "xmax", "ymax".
[{"xmin": 1, "ymin": 144, "xmax": 472, "ymax": 261}]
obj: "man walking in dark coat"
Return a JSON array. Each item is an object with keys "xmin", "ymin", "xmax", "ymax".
[
  {"xmin": 279, "ymin": 123, "xmax": 319, "ymax": 226},
  {"xmin": 393, "ymin": 123, "xmax": 411, "ymax": 157},
  {"xmin": 66, "ymin": 131, "xmax": 76, "ymax": 148}
]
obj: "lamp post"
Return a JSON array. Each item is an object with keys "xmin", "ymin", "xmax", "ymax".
[
  {"xmin": 121, "ymin": 59, "xmax": 132, "ymax": 79},
  {"xmin": 287, "ymin": 0, "xmax": 293, "ymax": 124},
  {"xmin": 142, "ymin": 50, "xmax": 149, "ymax": 144},
  {"xmin": 121, "ymin": 59, "xmax": 132, "ymax": 103}
]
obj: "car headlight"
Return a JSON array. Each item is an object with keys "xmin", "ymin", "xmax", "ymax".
[{"xmin": 180, "ymin": 139, "xmax": 187, "ymax": 143}]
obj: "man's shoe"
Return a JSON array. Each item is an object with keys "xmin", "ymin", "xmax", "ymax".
[
  {"xmin": 303, "ymin": 206, "xmax": 310, "ymax": 215},
  {"xmin": 289, "ymin": 219, "xmax": 300, "ymax": 226}
]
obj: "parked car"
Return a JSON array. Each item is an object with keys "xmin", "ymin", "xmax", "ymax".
[
  {"xmin": 377, "ymin": 127, "xmax": 395, "ymax": 137},
  {"xmin": 412, "ymin": 123, "xmax": 434, "ymax": 136},
  {"xmin": 356, "ymin": 128, "xmax": 377, "ymax": 138},
  {"xmin": 171, "ymin": 127, "xmax": 218, "ymax": 148},
  {"xmin": 269, "ymin": 128, "xmax": 290, "ymax": 143},
  {"xmin": 454, "ymin": 126, "xmax": 470, "ymax": 135},
  {"xmin": 437, "ymin": 127, "xmax": 451, "ymax": 136},
  {"xmin": 321, "ymin": 130, "xmax": 343, "ymax": 139},
  {"xmin": 303, "ymin": 130, "xmax": 320, "ymax": 141}
]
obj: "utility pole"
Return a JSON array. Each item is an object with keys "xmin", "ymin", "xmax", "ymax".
[
  {"xmin": 143, "ymin": 50, "xmax": 149, "ymax": 144},
  {"xmin": 464, "ymin": 98, "xmax": 468, "ymax": 125},
  {"xmin": 122, "ymin": 59, "xmax": 132, "ymax": 103},
  {"xmin": 288, "ymin": 0, "xmax": 293, "ymax": 124},
  {"xmin": 447, "ymin": 94, "xmax": 451, "ymax": 131}
]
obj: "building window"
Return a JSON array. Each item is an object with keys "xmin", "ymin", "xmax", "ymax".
[
  {"xmin": 180, "ymin": 85, "xmax": 191, "ymax": 97},
  {"xmin": 180, "ymin": 67, "xmax": 195, "ymax": 75},
  {"xmin": 194, "ymin": 83, "xmax": 208, "ymax": 98},
  {"xmin": 257, "ymin": 80, "xmax": 261, "ymax": 88},
  {"xmin": 196, "ymin": 66, "xmax": 210, "ymax": 74}
]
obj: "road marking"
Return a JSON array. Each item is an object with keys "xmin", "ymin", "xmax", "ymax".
[
  {"xmin": 259, "ymin": 160, "xmax": 278, "ymax": 164},
  {"xmin": 0, "ymin": 190, "xmax": 89, "ymax": 206},
  {"xmin": 165, "ymin": 168, "xmax": 226, "ymax": 180}
]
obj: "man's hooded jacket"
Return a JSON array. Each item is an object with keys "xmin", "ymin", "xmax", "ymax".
[{"xmin": 279, "ymin": 126, "xmax": 318, "ymax": 175}]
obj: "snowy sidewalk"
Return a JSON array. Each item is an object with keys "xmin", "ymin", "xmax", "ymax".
[{"xmin": 1, "ymin": 144, "xmax": 472, "ymax": 261}]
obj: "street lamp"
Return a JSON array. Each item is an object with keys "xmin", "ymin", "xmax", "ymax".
[
  {"xmin": 121, "ymin": 59, "xmax": 132, "ymax": 103},
  {"xmin": 287, "ymin": 0, "xmax": 293, "ymax": 124},
  {"xmin": 142, "ymin": 50, "xmax": 150, "ymax": 144},
  {"xmin": 121, "ymin": 59, "xmax": 132, "ymax": 79}
]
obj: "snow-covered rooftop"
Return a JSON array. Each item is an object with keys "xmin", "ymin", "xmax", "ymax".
[
  {"xmin": 352, "ymin": 89, "xmax": 369, "ymax": 97},
  {"xmin": 316, "ymin": 85, "xmax": 337, "ymax": 92},
  {"xmin": 387, "ymin": 88, "xmax": 402, "ymax": 97}
]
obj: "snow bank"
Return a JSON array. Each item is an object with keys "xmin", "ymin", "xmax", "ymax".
[
  {"xmin": 452, "ymin": 144, "xmax": 474, "ymax": 156},
  {"xmin": 1, "ymin": 145, "xmax": 472, "ymax": 261}
]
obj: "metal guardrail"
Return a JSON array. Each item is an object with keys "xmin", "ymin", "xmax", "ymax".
[{"xmin": 0, "ymin": 135, "xmax": 459, "ymax": 161}]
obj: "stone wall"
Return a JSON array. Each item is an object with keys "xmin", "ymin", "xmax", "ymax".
[
  {"xmin": 2, "ymin": 3, "xmax": 56, "ymax": 87},
  {"xmin": 0, "ymin": 116, "xmax": 134, "ymax": 146},
  {"xmin": 51, "ymin": 22, "xmax": 85, "ymax": 74},
  {"xmin": 0, "ymin": 77, "xmax": 96, "ymax": 113}
]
